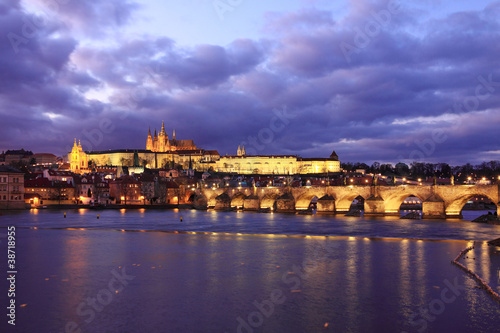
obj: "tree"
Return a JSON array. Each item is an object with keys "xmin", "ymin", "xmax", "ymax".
[
  {"xmin": 395, "ymin": 162, "xmax": 409, "ymax": 176},
  {"xmin": 156, "ymin": 180, "xmax": 167, "ymax": 204},
  {"xmin": 50, "ymin": 181, "xmax": 67, "ymax": 204},
  {"xmin": 141, "ymin": 181, "xmax": 154, "ymax": 205},
  {"xmin": 119, "ymin": 181, "xmax": 132, "ymax": 205},
  {"xmin": 92, "ymin": 182, "xmax": 105, "ymax": 204}
]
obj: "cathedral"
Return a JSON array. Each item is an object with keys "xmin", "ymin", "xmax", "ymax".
[{"xmin": 146, "ymin": 121, "xmax": 197, "ymax": 152}]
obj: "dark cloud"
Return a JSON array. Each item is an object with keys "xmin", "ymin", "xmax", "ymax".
[{"xmin": 0, "ymin": 0, "xmax": 499, "ymax": 165}]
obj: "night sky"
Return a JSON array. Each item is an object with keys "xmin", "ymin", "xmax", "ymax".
[{"xmin": 1, "ymin": 0, "xmax": 499, "ymax": 165}]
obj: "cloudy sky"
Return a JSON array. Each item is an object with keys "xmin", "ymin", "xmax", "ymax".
[{"xmin": 1, "ymin": 0, "xmax": 499, "ymax": 165}]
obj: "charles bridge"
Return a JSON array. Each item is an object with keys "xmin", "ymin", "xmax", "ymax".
[{"xmin": 191, "ymin": 184, "xmax": 500, "ymax": 219}]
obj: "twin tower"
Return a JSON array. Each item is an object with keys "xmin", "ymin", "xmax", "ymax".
[{"xmin": 146, "ymin": 122, "xmax": 197, "ymax": 152}]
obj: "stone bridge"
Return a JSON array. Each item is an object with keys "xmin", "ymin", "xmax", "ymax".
[{"xmin": 191, "ymin": 185, "xmax": 500, "ymax": 219}]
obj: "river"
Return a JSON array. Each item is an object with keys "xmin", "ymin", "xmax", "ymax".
[{"xmin": 0, "ymin": 209, "xmax": 499, "ymax": 332}]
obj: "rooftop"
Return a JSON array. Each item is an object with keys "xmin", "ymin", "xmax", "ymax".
[{"xmin": 0, "ymin": 165, "xmax": 24, "ymax": 173}]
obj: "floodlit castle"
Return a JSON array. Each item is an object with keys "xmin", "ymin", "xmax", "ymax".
[
  {"xmin": 67, "ymin": 122, "xmax": 340, "ymax": 175},
  {"xmin": 146, "ymin": 121, "xmax": 197, "ymax": 152},
  {"xmin": 215, "ymin": 145, "xmax": 341, "ymax": 175},
  {"xmin": 68, "ymin": 122, "xmax": 219, "ymax": 174}
]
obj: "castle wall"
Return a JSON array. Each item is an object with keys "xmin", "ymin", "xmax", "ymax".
[{"xmin": 215, "ymin": 155, "xmax": 341, "ymax": 174}]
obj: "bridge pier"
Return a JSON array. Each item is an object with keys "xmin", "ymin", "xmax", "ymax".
[
  {"xmin": 276, "ymin": 193, "xmax": 295, "ymax": 213},
  {"xmin": 422, "ymin": 194, "xmax": 446, "ymax": 219},
  {"xmin": 317, "ymin": 195, "xmax": 335, "ymax": 214},
  {"xmin": 243, "ymin": 195, "xmax": 259, "ymax": 211},
  {"xmin": 364, "ymin": 195, "xmax": 387, "ymax": 216},
  {"xmin": 214, "ymin": 193, "xmax": 231, "ymax": 211},
  {"xmin": 497, "ymin": 202, "xmax": 500, "ymax": 217}
]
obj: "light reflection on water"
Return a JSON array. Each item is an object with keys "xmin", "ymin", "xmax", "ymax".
[
  {"xmin": 0, "ymin": 210, "xmax": 499, "ymax": 332},
  {"xmin": 1, "ymin": 208, "xmax": 499, "ymax": 241}
]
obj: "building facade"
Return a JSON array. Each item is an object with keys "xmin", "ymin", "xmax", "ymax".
[
  {"xmin": 215, "ymin": 148, "xmax": 341, "ymax": 175},
  {"xmin": 69, "ymin": 139, "xmax": 89, "ymax": 173},
  {"xmin": 24, "ymin": 177, "xmax": 76, "ymax": 206},
  {"xmin": 0, "ymin": 166, "xmax": 25, "ymax": 209}
]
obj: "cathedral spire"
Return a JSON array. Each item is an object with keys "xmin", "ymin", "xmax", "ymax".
[
  {"xmin": 148, "ymin": 127, "xmax": 152, "ymax": 137},
  {"xmin": 160, "ymin": 121, "xmax": 166, "ymax": 136},
  {"xmin": 173, "ymin": 129, "xmax": 176, "ymax": 140}
]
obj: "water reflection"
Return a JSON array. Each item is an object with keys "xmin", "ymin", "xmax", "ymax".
[
  {"xmin": 9, "ymin": 228, "xmax": 500, "ymax": 333},
  {"xmin": 3, "ymin": 209, "xmax": 500, "ymax": 241}
]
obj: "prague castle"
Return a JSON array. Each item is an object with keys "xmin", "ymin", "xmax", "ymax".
[
  {"xmin": 69, "ymin": 122, "xmax": 341, "ymax": 175},
  {"xmin": 146, "ymin": 122, "xmax": 197, "ymax": 152},
  {"xmin": 69, "ymin": 123, "xmax": 219, "ymax": 173},
  {"xmin": 214, "ymin": 145, "xmax": 341, "ymax": 174}
]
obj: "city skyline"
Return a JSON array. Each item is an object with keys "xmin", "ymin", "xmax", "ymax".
[{"xmin": 1, "ymin": 0, "xmax": 500, "ymax": 165}]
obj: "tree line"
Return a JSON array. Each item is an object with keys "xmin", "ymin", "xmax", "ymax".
[{"xmin": 341, "ymin": 160, "xmax": 500, "ymax": 181}]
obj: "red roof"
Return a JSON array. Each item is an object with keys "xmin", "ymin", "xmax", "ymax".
[
  {"xmin": 48, "ymin": 170, "xmax": 74, "ymax": 176},
  {"xmin": 25, "ymin": 177, "xmax": 74, "ymax": 188}
]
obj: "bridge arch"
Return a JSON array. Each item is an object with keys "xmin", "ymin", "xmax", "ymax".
[
  {"xmin": 336, "ymin": 193, "xmax": 366, "ymax": 213},
  {"xmin": 231, "ymin": 192, "xmax": 247, "ymax": 208},
  {"xmin": 445, "ymin": 193, "xmax": 498, "ymax": 217},
  {"xmin": 295, "ymin": 191, "xmax": 325, "ymax": 210},
  {"xmin": 206, "ymin": 193, "xmax": 219, "ymax": 208},
  {"xmin": 261, "ymin": 193, "xmax": 280, "ymax": 210},
  {"xmin": 383, "ymin": 193, "xmax": 426, "ymax": 215}
]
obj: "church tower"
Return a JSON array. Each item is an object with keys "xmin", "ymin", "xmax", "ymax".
[
  {"xmin": 237, "ymin": 145, "xmax": 242, "ymax": 156},
  {"xmin": 70, "ymin": 139, "xmax": 88, "ymax": 174},
  {"xmin": 153, "ymin": 129, "xmax": 158, "ymax": 152},
  {"xmin": 146, "ymin": 128, "xmax": 153, "ymax": 151},
  {"xmin": 159, "ymin": 121, "xmax": 167, "ymax": 152}
]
